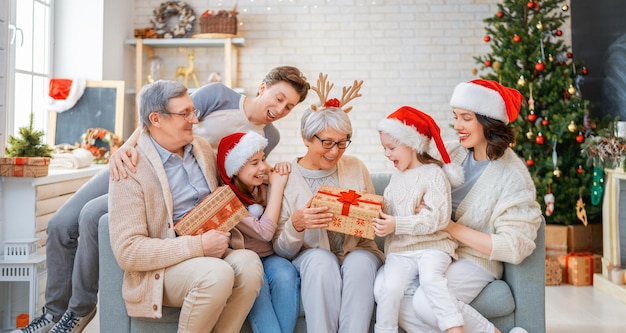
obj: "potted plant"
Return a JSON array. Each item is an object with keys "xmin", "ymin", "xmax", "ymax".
[{"xmin": 1, "ymin": 112, "xmax": 53, "ymax": 177}]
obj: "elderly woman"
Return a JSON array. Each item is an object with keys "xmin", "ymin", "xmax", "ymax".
[{"xmin": 273, "ymin": 75, "xmax": 384, "ymax": 333}]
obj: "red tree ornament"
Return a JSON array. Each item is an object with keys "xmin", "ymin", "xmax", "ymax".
[
  {"xmin": 555, "ymin": 29, "xmax": 563, "ymax": 36},
  {"xmin": 576, "ymin": 132, "xmax": 585, "ymax": 144},
  {"xmin": 526, "ymin": 157, "xmax": 534, "ymax": 166},
  {"xmin": 577, "ymin": 165, "xmax": 584, "ymax": 174},
  {"xmin": 542, "ymin": 117, "xmax": 549, "ymax": 126},
  {"xmin": 497, "ymin": 11, "xmax": 504, "ymax": 18},
  {"xmin": 484, "ymin": 35, "xmax": 491, "ymax": 42},
  {"xmin": 513, "ymin": 34, "xmax": 521, "ymax": 43},
  {"xmin": 527, "ymin": 1, "xmax": 535, "ymax": 9},
  {"xmin": 527, "ymin": 110, "xmax": 537, "ymax": 122},
  {"xmin": 485, "ymin": 59, "xmax": 492, "ymax": 67},
  {"xmin": 567, "ymin": 52, "xmax": 573, "ymax": 58},
  {"xmin": 535, "ymin": 61, "xmax": 545, "ymax": 72},
  {"xmin": 582, "ymin": 67, "xmax": 589, "ymax": 75},
  {"xmin": 535, "ymin": 132, "xmax": 545, "ymax": 145}
]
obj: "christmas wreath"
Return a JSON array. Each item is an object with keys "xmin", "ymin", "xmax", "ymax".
[
  {"xmin": 150, "ymin": 1, "xmax": 196, "ymax": 39},
  {"xmin": 80, "ymin": 128, "xmax": 122, "ymax": 164}
]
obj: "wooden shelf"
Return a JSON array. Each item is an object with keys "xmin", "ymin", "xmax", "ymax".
[
  {"xmin": 126, "ymin": 37, "xmax": 245, "ymax": 107},
  {"xmin": 124, "ymin": 36, "xmax": 245, "ymax": 48}
]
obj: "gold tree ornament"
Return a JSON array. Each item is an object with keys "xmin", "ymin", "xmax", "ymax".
[
  {"xmin": 576, "ymin": 193, "xmax": 588, "ymax": 226},
  {"xmin": 310, "ymin": 73, "xmax": 363, "ymax": 113}
]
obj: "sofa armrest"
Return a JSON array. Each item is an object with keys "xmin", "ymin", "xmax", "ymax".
[
  {"xmin": 502, "ymin": 216, "xmax": 546, "ymax": 333},
  {"xmin": 98, "ymin": 214, "xmax": 132, "ymax": 332}
]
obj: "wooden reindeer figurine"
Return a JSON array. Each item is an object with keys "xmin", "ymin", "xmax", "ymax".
[{"xmin": 174, "ymin": 48, "xmax": 200, "ymax": 88}]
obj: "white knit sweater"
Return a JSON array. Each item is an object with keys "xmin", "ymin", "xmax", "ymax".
[
  {"xmin": 447, "ymin": 142, "xmax": 542, "ymax": 279},
  {"xmin": 382, "ymin": 165, "xmax": 457, "ymax": 258}
]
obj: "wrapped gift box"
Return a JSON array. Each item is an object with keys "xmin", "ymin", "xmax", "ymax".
[
  {"xmin": 174, "ymin": 185, "xmax": 247, "ymax": 236},
  {"xmin": 0, "ymin": 157, "xmax": 50, "ymax": 177},
  {"xmin": 545, "ymin": 258, "xmax": 562, "ymax": 286},
  {"xmin": 311, "ymin": 185, "xmax": 383, "ymax": 240},
  {"xmin": 567, "ymin": 224, "xmax": 602, "ymax": 254},
  {"xmin": 545, "ymin": 224, "xmax": 568, "ymax": 259},
  {"xmin": 557, "ymin": 253, "xmax": 602, "ymax": 286}
]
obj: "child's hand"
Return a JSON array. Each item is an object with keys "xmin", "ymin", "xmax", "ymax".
[
  {"xmin": 272, "ymin": 162, "xmax": 291, "ymax": 175},
  {"xmin": 268, "ymin": 167, "xmax": 289, "ymax": 189},
  {"xmin": 372, "ymin": 210, "xmax": 396, "ymax": 237}
]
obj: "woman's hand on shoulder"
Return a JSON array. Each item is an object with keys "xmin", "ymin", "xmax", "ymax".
[
  {"xmin": 292, "ymin": 197, "xmax": 332, "ymax": 232},
  {"xmin": 373, "ymin": 210, "xmax": 396, "ymax": 237},
  {"xmin": 109, "ymin": 145, "xmax": 139, "ymax": 181}
]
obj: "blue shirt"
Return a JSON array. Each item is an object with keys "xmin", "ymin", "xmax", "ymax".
[{"xmin": 150, "ymin": 137, "xmax": 211, "ymax": 222}]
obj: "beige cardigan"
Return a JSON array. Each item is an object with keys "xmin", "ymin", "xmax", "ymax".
[{"xmin": 108, "ymin": 132, "xmax": 225, "ymax": 318}]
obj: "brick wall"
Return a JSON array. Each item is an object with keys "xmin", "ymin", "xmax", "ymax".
[{"xmin": 133, "ymin": 0, "xmax": 572, "ymax": 173}]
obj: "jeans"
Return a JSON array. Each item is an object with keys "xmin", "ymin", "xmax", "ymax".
[
  {"xmin": 45, "ymin": 166, "xmax": 110, "ymax": 320},
  {"xmin": 247, "ymin": 254, "xmax": 300, "ymax": 333}
]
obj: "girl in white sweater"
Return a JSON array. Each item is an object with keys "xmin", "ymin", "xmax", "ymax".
[
  {"xmin": 373, "ymin": 106, "xmax": 464, "ymax": 333},
  {"xmin": 376, "ymin": 80, "xmax": 542, "ymax": 333}
]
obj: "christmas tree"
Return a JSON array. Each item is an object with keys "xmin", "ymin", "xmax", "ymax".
[
  {"xmin": 474, "ymin": 0, "xmax": 600, "ymax": 225},
  {"xmin": 5, "ymin": 112, "xmax": 53, "ymax": 157}
]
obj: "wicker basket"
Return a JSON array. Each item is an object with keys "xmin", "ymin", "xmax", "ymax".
[{"xmin": 200, "ymin": 15, "xmax": 237, "ymax": 35}]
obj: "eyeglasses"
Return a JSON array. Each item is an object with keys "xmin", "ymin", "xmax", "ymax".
[
  {"xmin": 313, "ymin": 134, "xmax": 351, "ymax": 150},
  {"xmin": 161, "ymin": 109, "xmax": 200, "ymax": 122}
]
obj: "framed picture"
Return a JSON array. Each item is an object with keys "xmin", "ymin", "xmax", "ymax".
[{"xmin": 47, "ymin": 80, "xmax": 124, "ymax": 146}]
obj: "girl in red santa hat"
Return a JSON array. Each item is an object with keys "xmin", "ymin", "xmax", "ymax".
[
  {"xmin": 374, "ymin": 106, "xmax": 465, "ymax": 333},
  {"xmin": 377, "ymin": 80, "xmax": 542, "ymax": 333},
  {"xmin": 217, "ymin": 131, "xmax": 299, "ymax": 333}
]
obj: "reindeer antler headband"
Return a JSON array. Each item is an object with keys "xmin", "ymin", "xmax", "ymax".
[{"xmin": 310, "ymin": 73, "xmax": 363, "ymax": 113}]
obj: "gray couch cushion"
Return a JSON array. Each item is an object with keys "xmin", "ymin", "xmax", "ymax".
[{"xmin": 471, "ymin": 279, "xmax": 515, "ymax": 318}]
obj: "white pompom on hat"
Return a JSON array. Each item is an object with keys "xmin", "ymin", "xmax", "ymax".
[
  {"xmin": 449, "ymin": 79, "xmax": 523, "ymax": 124},
  {"xmin": 377, "ymin": 106, "xmax": 464, "ymax": 187}
]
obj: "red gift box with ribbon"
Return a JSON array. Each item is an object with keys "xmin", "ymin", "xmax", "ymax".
[
  {"xmin": 0, "ymin": 157, "xmax": 51, "ymax": 177},
  {"xmin": 174, "ymin": 185, "xmax": 247, "ymax": 236},
  {"xmin": 557, "ymin": 252, "xmax": 602, "ymax": 286},
  {"xmin": 311, "ymin": 185, "xmax": 383, "ymax": 240}
]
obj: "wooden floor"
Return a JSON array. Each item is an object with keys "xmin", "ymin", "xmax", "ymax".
[{"xmin": 81, "ymin": 284, "xmax": 626, "ymax": 333}]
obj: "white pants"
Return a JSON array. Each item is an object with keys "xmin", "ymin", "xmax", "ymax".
[
  {"xmin": 378, "ymin": 258, "xmax": 495, "ymax": 333},
  {"xmin": 374, "ymin": 250, "xmax": 463, "ymax": 333}
]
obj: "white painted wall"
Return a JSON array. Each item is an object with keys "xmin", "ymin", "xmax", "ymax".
[{"xmin": 130, "ymin": 0, "xmax": 573, "ymax": 173}]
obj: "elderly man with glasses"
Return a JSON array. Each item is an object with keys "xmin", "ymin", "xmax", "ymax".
[{"xmin": 108, "ymin": 80, "xmax": 263, "ymax": 333}]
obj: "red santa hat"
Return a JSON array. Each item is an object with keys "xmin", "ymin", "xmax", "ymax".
[
  {"xmin": 46, "ymin": 78, "xmax": 86, "ymax": 112},
  {"xmin": 377, "ymin": 106, "xmax": 464, "ymax": 187},
  {"xmin": 217, "ymin": 132, "xmax": 268, "ymax": 207},
  {"xmin": 449, "ymin": 79, "xmax": 522, "ymax": 124}
]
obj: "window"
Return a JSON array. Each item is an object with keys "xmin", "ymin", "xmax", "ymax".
[{"xmin": 6, "ymin": 0, "xmax": 53, "ymax": 140}]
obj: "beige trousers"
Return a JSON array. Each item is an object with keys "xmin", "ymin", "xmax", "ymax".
[{"xmin": 162, "ymin": 249, "xmax": 263, "ymax": 333}]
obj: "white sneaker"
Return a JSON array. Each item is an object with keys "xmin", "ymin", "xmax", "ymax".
[
  {"xmin": 48, "ymin": 307, "xmax": 97, "ymax": 333},
  {"xmin": 10, "ymin": 307, "xmax": 56, "ymax": 333},
  {"xmin": 509, "ymin": 328, "xmax": 529, "ymax": 333}
]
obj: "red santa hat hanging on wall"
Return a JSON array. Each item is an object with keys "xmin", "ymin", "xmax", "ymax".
[{"xmin": 46, "ymin": 78, "xmax": 86, "ymax": 112}]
